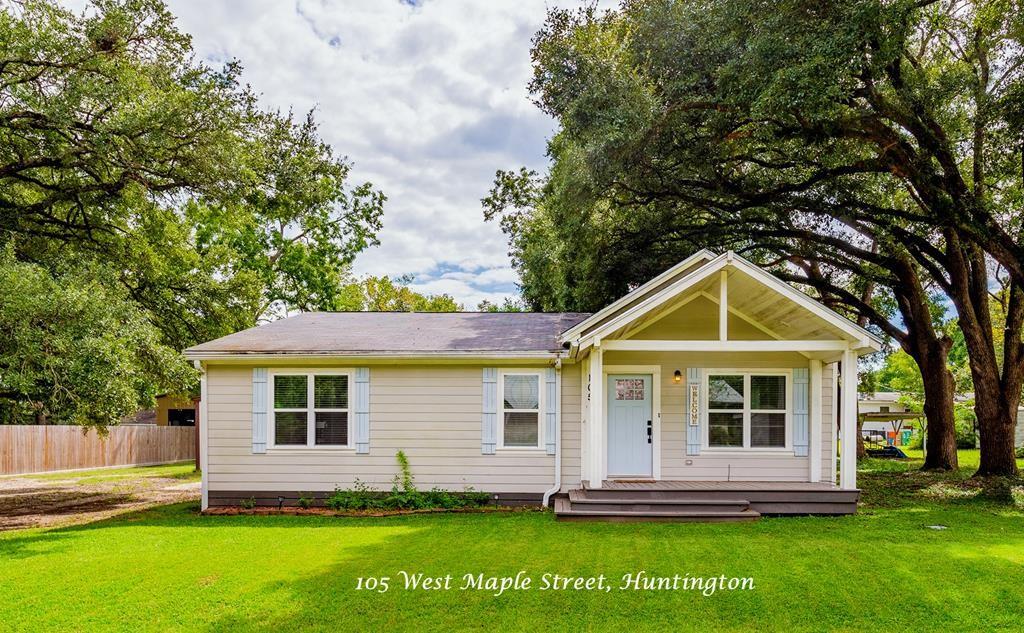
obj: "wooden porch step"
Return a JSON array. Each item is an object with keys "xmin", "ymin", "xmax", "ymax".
[
  {"xmin": 554, "ymin": 498, "xmax": 761, "ymax": 522},
  {"xmin": 576, "ymin": 482, "xmax": 859, "ymax": 515},
  {"xmin": 568, "ymin": 490, "xmax": 752, "ymax": 514}
]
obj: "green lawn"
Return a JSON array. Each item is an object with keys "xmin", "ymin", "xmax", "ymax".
[
  {"xmin": 1, "ymin": 453, "xmax": 1022, "ymax": 632},
  {"xmin": 19, "ymin": 461, "xmax": 200, "ymax": 484}
]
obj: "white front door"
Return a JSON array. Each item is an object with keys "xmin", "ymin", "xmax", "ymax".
[{"xmin": 606, "ymin": 374, "xmax": 653, "ymax": 477}]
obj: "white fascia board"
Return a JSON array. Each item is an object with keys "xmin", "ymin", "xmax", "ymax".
[
  {"xmin": 183, "ymin": 351, "xmax": 565, "ymax": 364},
  {"xmin": 559, "ymin": 249, "xmax": 718, "ymax": 342}
]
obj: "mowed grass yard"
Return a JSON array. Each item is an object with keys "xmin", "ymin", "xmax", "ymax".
[{"xmin": 1, "ymin": 452, "xmax": 1023, "ymax": 632}]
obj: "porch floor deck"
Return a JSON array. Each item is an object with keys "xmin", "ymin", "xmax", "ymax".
[{"xmin": 557, "ymin": 480, "xmax": 859, "ymax": 521}]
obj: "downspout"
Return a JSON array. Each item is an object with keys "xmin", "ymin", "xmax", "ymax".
[
  {"xmin": 194, "ymin": 360, "xmax": 209, "ymax": 511},
  {"xmin": 542, "ymin": 357, "xmax": 563, "ymax": 508}
]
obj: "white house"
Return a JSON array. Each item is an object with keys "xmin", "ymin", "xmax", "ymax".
[
  {"xmin": 186, "ymin": 251, "xmax": 881, "ymax": 521},
  {"xmin": 858, "ymin": 392, "xmax": 920, "ymax": 444}
]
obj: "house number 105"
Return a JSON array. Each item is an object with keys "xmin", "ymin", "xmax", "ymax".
[{"xmin": 356, "ymin": 576, "xmax": 390, "ymax": 592}]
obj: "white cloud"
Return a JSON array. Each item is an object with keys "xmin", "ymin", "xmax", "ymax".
[{"xmin": 153, "ymin": 0, "xmax": 590, "ymax": 307}]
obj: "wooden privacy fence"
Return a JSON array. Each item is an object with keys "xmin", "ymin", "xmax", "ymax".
[{"xmin": 0, "ymin": 425, "xmax": 195, "ymax": 475}]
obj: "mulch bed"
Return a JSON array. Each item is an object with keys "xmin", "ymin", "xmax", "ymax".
[{"xmin": 202, "ymin": 505, "xmax": 544, "ymax": 518}]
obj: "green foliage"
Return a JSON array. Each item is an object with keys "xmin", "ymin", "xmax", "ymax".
[
  {"xmin": 324, "ymin": 478, "xmax": 383, "ymax": 511},
  {"xmin": 954, "ymin": 402, "xmax": 979, "ymax": 449},
  {"xmin": 485, "ymin": 0, "xmax": 1022, "ymax": 356},
  {"xmin": 296, "ymin": 493, "xmax": 314, "ymax": 509},
  {"xmin": 334, "ymin": 275, "xmax": 462, "ymax": 312},
  {"xmin": 386, "ymin": 449, "xmax": 424, "ymax": 509},
  {"xmin": 907, "ymin": 431, "xmax": 924, "ymax": 450},
  {"xmin": 239, "ymin": 497, "xmax": 256, "ymax": 510},
  {"xmin": 875, "ymin": 351, "xmax": 926, "ymax": 399},
  {"xmin": 0, "ymin": 0, "xmax": 385, "ymax": 424},
  {"xmin": 0, "ymin": 251, "xmax": 194, "ymax": 427},
  {"xmin": 477, "ymin": 297, "xmax": 528, "ymax": 312},
  {"xmin": 323, "ymin": 453, "xmax": 491, "ymax": 512},
  {"xmin": 392, "ymin": 450, "xmax": 415, "ymax": 493}
]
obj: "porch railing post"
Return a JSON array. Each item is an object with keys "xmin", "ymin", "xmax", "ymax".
[
  {"xmin": 588, "ymin": 346, "xmax": 604, "ymax": 488},
  {"xmin": 809, "ymin": 359, "xmax": 822, "ymax": 483}
]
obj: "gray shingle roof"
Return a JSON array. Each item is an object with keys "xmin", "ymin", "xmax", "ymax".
[{"xmin": 185, "ymin": 312, "xmax": 592, "ymax": 356}]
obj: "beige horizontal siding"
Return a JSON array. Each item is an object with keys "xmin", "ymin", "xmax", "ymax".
[
  {"xmin": 204, "ymin": 353, "xmax": 836, "ymax": 495},
  {"xmin": 601, "ymin": 351, "xmax": 834, "ymax": 482},
  {"xmin": 205, "ymin": 364, "xmax": 557, "ymax": 494}
]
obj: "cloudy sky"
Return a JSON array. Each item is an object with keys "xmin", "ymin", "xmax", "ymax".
[{"xmin": 152, "ymin": 0, "xmax": 588, "ymax": 308}]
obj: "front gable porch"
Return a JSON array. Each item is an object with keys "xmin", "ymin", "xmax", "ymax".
[{"xmin": 559, "ymin": 252, "xmax": 881, "ymax": 519}]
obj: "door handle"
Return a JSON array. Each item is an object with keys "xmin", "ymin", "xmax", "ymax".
[{"xmin": 647, "ymin": 420, "xmax": 652, "ymax": 444}]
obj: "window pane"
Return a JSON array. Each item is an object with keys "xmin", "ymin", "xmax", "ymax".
[
  {"xmin": 315, "ymin": 411, "xmax": 348, "ymax": 445},
  {"xmin": 751, "ymin": 376, "xmax": 785, "ymax": 410},
  {"xmin": 615, "ymin": 378, "xmax": 645, "ymax": 401},
  {"xmin": 274, "ymin": 411, "xmax": 307, "ymax": 445},
  {"xmin": 315, "ymin": 375, "xmax": 348, "ymax": 409},
  {"xmin": 708, "ymin": 375, "xmax": 744, "ymax": 409},
  {"xmin": 503, "ymin": 411, "xmax": 538, "ymax": 447},
  {"xmin": 751, "ymin": 412, "xmax": 786, "ymax": 447},
  {"xmin": 504, "ymin": 375, "xmax": 539, "ymax": 410},
  {"xmin": 708, "ymin": 412, "xmax": 743, "ymax": 447},
  {"xmin": 274, "ymin": 375, "xmax": 307, "ymax": 409}
]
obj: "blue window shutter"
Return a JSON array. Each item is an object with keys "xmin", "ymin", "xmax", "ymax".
[
  {"xmin": 482, "ymin": 368, "xmax": 498, "ymax": 454},
  {"xmin": 354, "ymin": 368, "xmax": 370, "ymax": 454},
  {"xmin": 544, "ymin": 368, "xmax": 557, "ymax": 455},
  {"xmin": 793, "ymin": 367, "xmax": 809, "ymax": 456},
  {"xmin": 686, "ymin": 368, "xmax": 702, "ymax": 455},
  {"xmin": 252, "ymin": 368, "xmax": 268, "ymax": 454}
]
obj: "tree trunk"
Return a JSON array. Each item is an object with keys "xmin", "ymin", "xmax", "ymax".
[
  {"xmin": 974, "ymin": 390, "xmax": 1020, "ymax": 476},
  {"xmin": 943, "ymin": 237, "xmax": 1022, "ymax": 476},
  {"xmin": 856, "ymin": 418, "xmax": 866, "ymax": 459},
  {"xmin": 970, "ymin": 280, "xmax": 1023, "ymax": 477},
  {"xmin": 891, "ymin": 256, "xmax": 958, "ymax": 471},
  {"xmin": 918, "ymin": 349, "xmax": 959, "ymax": 471}
]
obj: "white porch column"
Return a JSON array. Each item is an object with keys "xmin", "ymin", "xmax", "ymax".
[
  {"xmin": 588, "ymin": 345, "xmax": 604, "ymax": 488},
  {"xmin": 809, "ymin": 359, "xmax": 822, "ymax": 483},
  {"xmin": 839, "ymin": 349, "xmax": 858, "ymax": 490}
]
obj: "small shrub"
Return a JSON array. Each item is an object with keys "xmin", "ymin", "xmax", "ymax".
[
  {"xmin": 954, "ymin": 410, "xmax": 977, "ymax": 449},
  {"xmin": 297, "ymin": 492, "xmax": 314, "ymax": 509},
  {"xmin": 325, "ymin": 478, "xmax": 383, "ymax": 510},
  {"xmin": 324, "ymin": 452, "xmax": 491, "ymax": 513},
  {"xmin": 240, "ymin": 497, "xmax": 256, "ymax": 510},
  {"xmin": 461, "ymin": 487, "xmax": 492, "ymax": 506},
  {"xmin": 906, "ymin": 431, "xmax": 924, "ymax": 450},
  {"xmin": 1015, "ymin": 446, "xmax": 1024, "ymax": 459}
]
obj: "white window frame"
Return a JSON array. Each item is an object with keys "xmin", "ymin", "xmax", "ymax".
[
  {"xmin": 702, "ymin": 368, "xmax": 792, "ymax": 452},
  {"xmin": 268, "ymin": 369, "xmax": 354, "ymax": 451},
  {"xmin": 497, "ymin": 369, "xmax": 545, "ymax": 451}
]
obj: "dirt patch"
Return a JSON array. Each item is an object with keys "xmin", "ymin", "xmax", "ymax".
[{"xmin": 0, "ymin": 473, "xmax": 199, "ymax": 531}]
